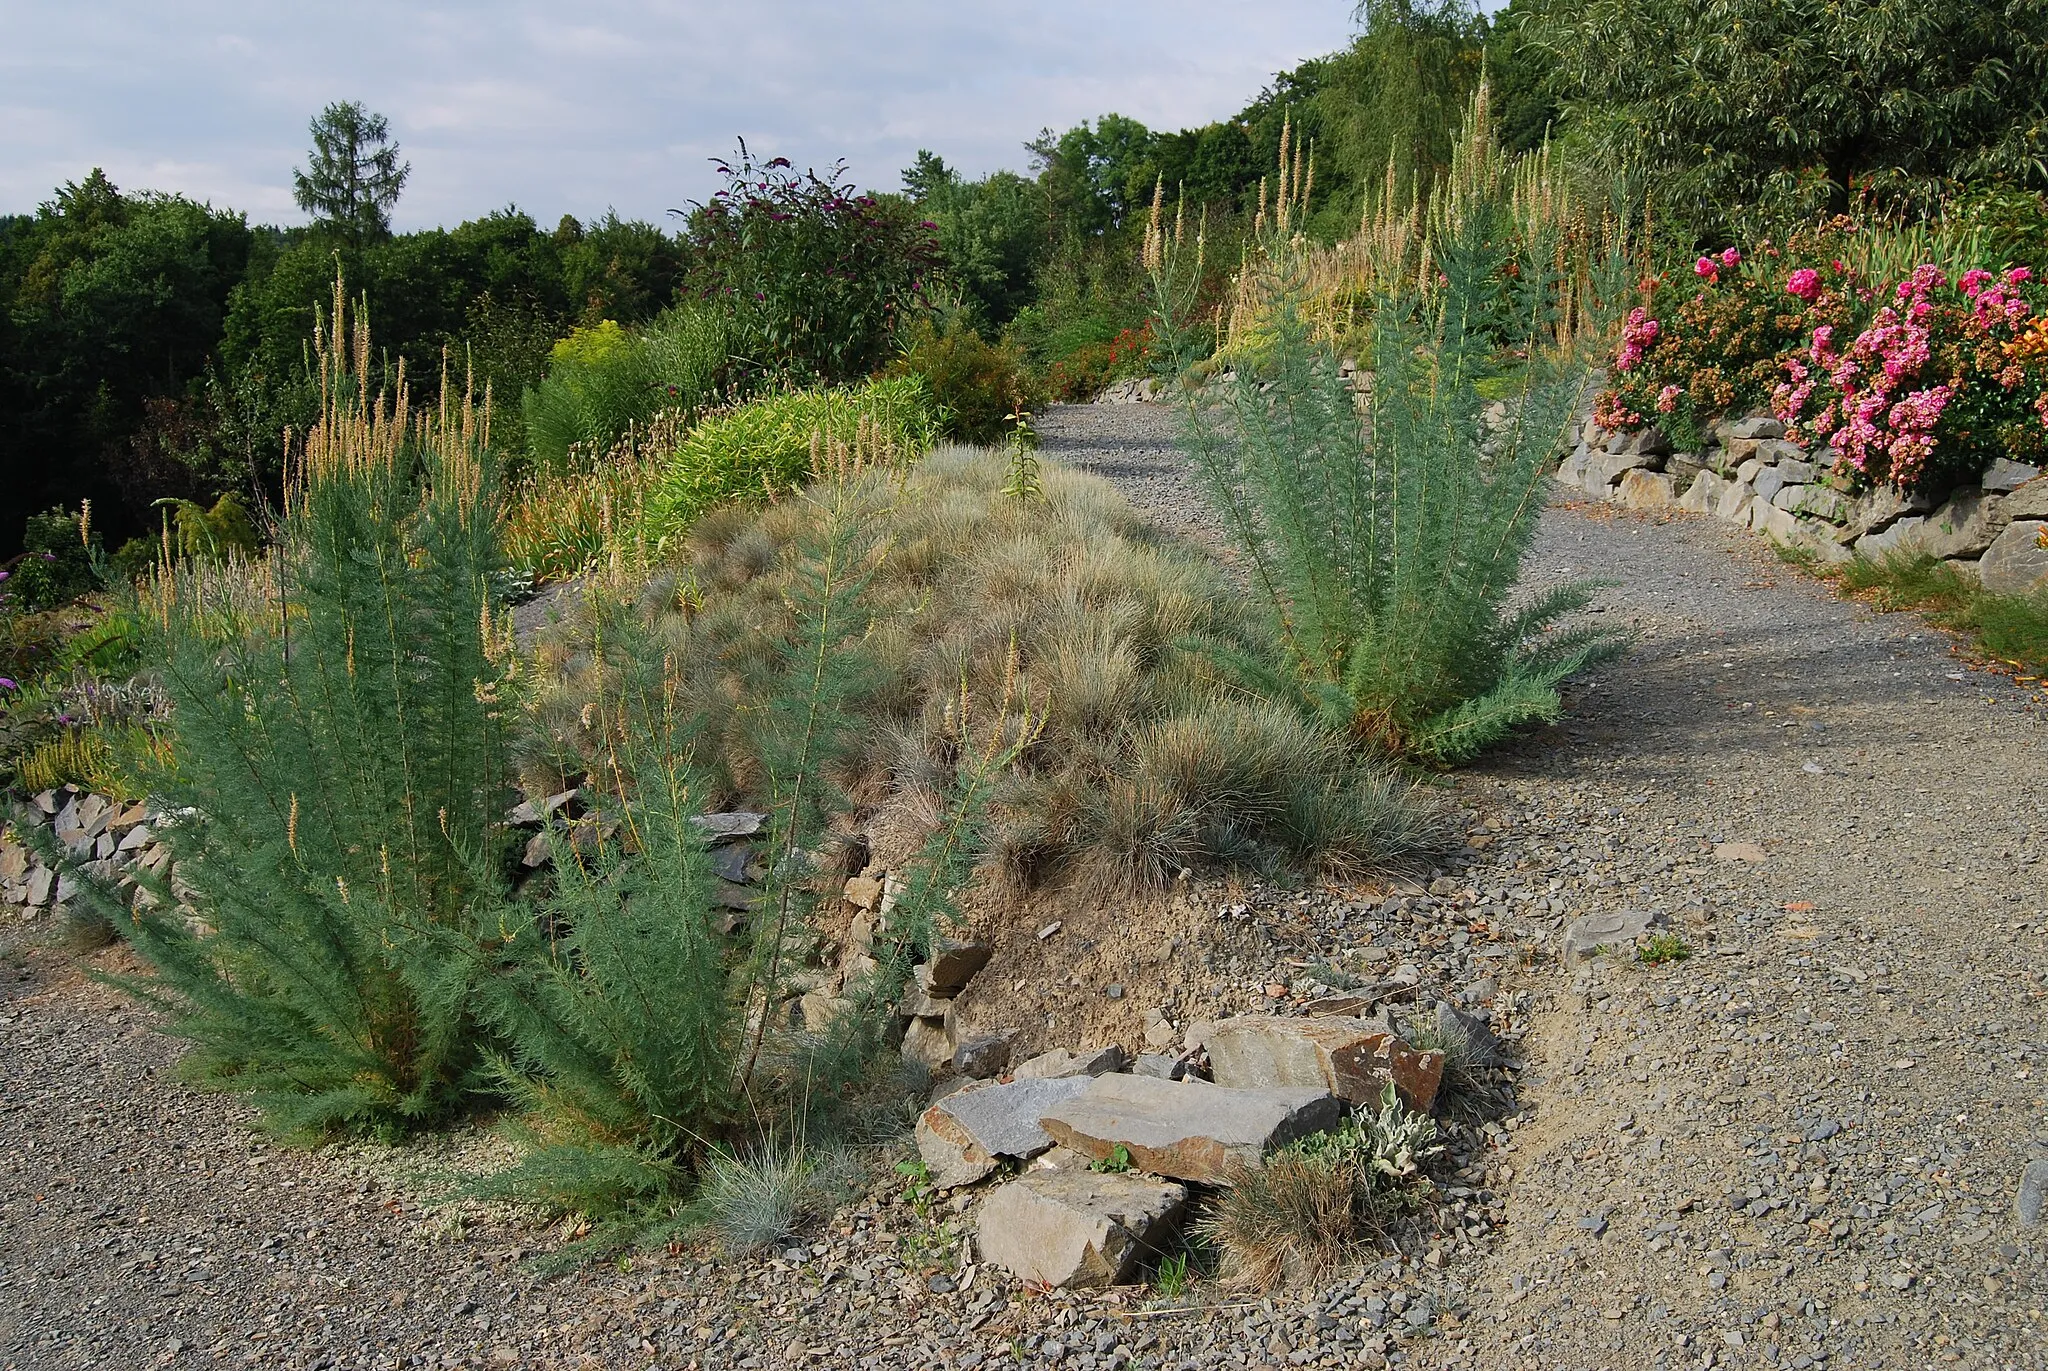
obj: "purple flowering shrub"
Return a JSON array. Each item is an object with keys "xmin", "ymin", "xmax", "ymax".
[{"xmin": 680, "ymin": 142, "xmax": 942, "ymax": 386}]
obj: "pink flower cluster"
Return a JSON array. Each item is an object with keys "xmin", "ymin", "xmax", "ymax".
[
  {"xmin": 1959, "ymin": 265, "xmax": 2035, "ymax": 329},
  {"xmin": 1776, "ymin": 265, "xmax": 1954, "ymax": 484},
  {"xmin": 1616, "ymin": 307, "xmax": 1661, "ymax": 371},
  {"xmin": 1693, "ymin": 247, "xmax": 1740, "ymax": 285},
  {"xmin": 1785, "ymin": 268, "xmax": 1821, "ymax": 302},
  {"xmin": 1654, "ymin": 384, "xmax": 1681, "ymax": 413}
]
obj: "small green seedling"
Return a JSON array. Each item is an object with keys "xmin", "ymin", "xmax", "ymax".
[
  {"xmin": 1639, "ymin": 932, "xmax": 1692, "ymax": 964},
  {"xmin": 1153, "ymin": 1251, "xmax": 1192, "ymax": 1298},
  {"xmin": 1091, "ymin": 1144, "xmax": 1134, "ymax": 1174}
]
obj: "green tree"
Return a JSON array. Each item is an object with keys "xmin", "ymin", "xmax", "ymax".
[
  {"xmin": 902, "ymin": 153, "xmax": 1044, "ymax": 326},
  {"xmin": 1533, "ymin": 0, "xmax": 2048, "ymax": 235},
  {"xmin": 1320, "ymin": 1, "xmax": 1487, "ymax": 210},
  {"xmin": 292, "ymin": 101, "xmax": 410, "ymax": 242}
]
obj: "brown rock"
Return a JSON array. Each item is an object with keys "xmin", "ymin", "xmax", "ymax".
[
  {"xmin": 975, "ymin": 1170, "xmax": 1186, "ymax": 1289},
  {"xmin": 842, "ymin": 874, "xmax": 884, "ymax": 910},
  {"xmin": 1011, "ymin": 1045, "xmax": 1129, "ymax": 1080},
  {"xmin": 920, "ymin": 938, "xmax": 993, "ymax": 994},
  {"xmin": 1037, "ymin": 1074, "xmax": 1341, "ymax": 1184},
  {"xmin": 1203, "ymin": 1016, "xmax": 1445, "ymax": 1113}
]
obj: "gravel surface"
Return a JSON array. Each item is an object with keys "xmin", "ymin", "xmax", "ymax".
[{"xmin": 4, "ymin": 400, "xmax": 2046, "ymax": 1369}]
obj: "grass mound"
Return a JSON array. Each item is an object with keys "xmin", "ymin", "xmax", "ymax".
[{"xmin": 523, "ymin": 445, "xmax": 1444, "ymax": 893}]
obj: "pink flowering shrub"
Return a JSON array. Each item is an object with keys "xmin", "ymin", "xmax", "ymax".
[
  {"xmin": 1772, "ymin": 262, "xmax": 2048, "ymax": 491},
  {"xmin": 1597, "ymin": 220, "xmax": 2048, "ymax": 496}
]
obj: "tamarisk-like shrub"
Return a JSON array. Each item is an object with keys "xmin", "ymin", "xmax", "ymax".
[
  {"xmin": 103, "ymin": 283, "xmax": 509, "ymax": 1140},
  {"xmin": 1151, "ymin": 177, "xmax": 1629, "ymax": 764}
]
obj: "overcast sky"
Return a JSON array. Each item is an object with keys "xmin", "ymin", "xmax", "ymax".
[{"xmin": 1, "ymin": 1, "xmax": 1370, "ymax": 230}]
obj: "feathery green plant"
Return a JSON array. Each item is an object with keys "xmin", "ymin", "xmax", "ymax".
[
  {"xmin": 1150, "ymin": 160, "xmax": 1628, "ymax": 764},
  {"xmin": 83, "ymin": 281, "xmax": 509, "ymax": 1140},
  {"xmin": 475, "ymin": 469, "xmax": 1028, "ymax": 1243}
]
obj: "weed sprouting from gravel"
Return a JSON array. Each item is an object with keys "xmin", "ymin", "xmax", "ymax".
[{"xmin": 1639, "ymin": 931, "xmax": 1692, "ymax": 964}]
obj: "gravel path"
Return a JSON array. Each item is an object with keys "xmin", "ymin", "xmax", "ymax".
[{"xmin": 3, "ymin": 401, "xmax": 2045, "ymax": 1370}]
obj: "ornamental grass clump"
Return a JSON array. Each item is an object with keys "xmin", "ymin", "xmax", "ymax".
[
  {"xmin": 84, "ymin": 280, "xmax": 510, "ymax": 1140},
  {"xmin": 1150, "ymin": 149, "xmax": 1630, "ymax": 764},
  {"xmin": 524, "ymin": 447, "xmax": 1444, "ymax": 897}
]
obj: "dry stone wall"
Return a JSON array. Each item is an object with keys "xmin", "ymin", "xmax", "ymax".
[{"xmin": 1556, "ymin": 413, "xmax": 2048, "ymax": 594}]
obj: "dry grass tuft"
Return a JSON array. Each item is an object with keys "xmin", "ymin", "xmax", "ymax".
[{"xmin": 521, "ymin": 445, "xmax": 1445, "ymax": 891}]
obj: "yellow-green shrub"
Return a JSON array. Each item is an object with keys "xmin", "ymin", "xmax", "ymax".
[{"xmin": 639, "ymin": 376, "xmax": 941, "ymax": 545}]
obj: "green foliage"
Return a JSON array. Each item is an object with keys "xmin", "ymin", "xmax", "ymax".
[
  {"xmin": 0, "ymin": 172, "xmax": 253, "ymax": 550},
  {"xmin": 1321, "ymin": 1, "xmax": 1488, "ymax": 206},
  {"xmin": 902, "ymin": 153, "xmax": 1044, "ymax": 327},
  {"xmin": 1639, "ymin": 931, "xmax": 1692, "ymax": 964},
  {"xmin": 890, "ymin": 319, "xmax": 1033, "ymax": 444},
  {"xmin": 90, "ymin": 296, "xmax": 508, "ymax": 1141},
  {"xmin": 1199, "ymin": 1086, "xmax": 1439, "ymax": 1289},
  {"xmin": 682, "ymin": 143, "xmax": 941, "ymax": 385},
  {"xmin": 1091, "ymin": 1143, "xmax": 1135, "ymax": 1174},
  {"xmin": 1532, "ymin": 0, "xmax": 2048, "ymax": 237},
  {"xmin": 7, "ymin": 506, "xmax": 102, "ymax": 611},
  {"xmin": 292, "ymin": 101, "xmax": 409, "ymax": 243},
  {"xmin": 639, "ymin": 376, "xmax": 941, "ymax": 545},
  {"xmin": 1833, "ymin": 550, "xmax": 2048, "ymax": 676},
  {"xmin": 1154, "ymin": 202, "xmax": 1630, "ymax": 764},
  {"xmin": 521, "ymin": 306, "xmax": 729, "ymax": 473}
]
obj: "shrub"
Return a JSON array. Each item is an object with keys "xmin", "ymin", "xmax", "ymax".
[
  {"xmin": 6, "ymin": 506, "xmax": 102, "ymax": 612},
  {"xmin": 1600, "ymin": 224, "xmax": 2048, "ymax": 496},
  {"xmin": 682, "ymin": 142, "xmax": 941, "ymax": 386},
  {"xmin": 478, "ymin": 481, "xmax": 1025, "ymax": 1246},
  {"xmin": 1832, "ymin": 549, "xmax": 2048, "ymax": 675},
  {"xmin": 501, "ymin": 413, "xmax": 678, "ymax": 582},
  {"xmin": 523, "ymin": 306, "xmax": 730, "ymax": 472},
  {"xmin": 1152, "ymin": 208, "xmax": 1629, "ymax": 764},
  {"xmin": 638, "ymin": 375, "xmax": 942, "ymax": 545},
  {"xmin": 890, "ymin": 320, "xmax": 1033, "ymax": 444},
  {"xmin": 81, "ymin": 286, "xmax": 509, "ymax": 1141},
  {"xmin": 1199, "ymin": 1087, "xmax": 1440, "ymax": 1289}
]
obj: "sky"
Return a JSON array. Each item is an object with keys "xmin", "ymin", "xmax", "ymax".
[{"xmin": 0, "ymin": 1, "xmax": 1369, "ymax": 231}]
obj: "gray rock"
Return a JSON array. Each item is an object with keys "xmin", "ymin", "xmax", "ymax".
[
  {"xmin": 902, "ymin": 1017, "xmax": 953, "ymax": 1072},
  {"xmin": 1857, "ymin": 515, "xmax": 1930, "ymax": 559},
  {"xmin": 1753, "ymin": 467, "xmax": 1788, "ymax": 503},
  {"xmin": 1203, "ymin": 1015, "xmax": 1443, "ymax": 1112},
  {"xmin": 24, "ymin": 866, "xmax": 53, "ymax": 907},
  {"xmin": 688, "ymin": 811, "xmax": 769, "ymax": 841},
  {"xmin": 1037, "ymin": 1073, "xmax": 1343, "ymax": 1184},
  {"xmin": 1666, "ymin": 452, "xmax": 1707, "ymax": 485},
  {"xmin": 1563, "ymin": 908, "xmax": 1660, "ymax": 961},
  {"xmin": 710, "ymin": 844, "xmax": 756, "ymax": 884},
  {"xmin": 1614, "ymin": 426, "xmax": 1669, "ymax": 458},
  {"xmin": 1715, "ymin": 480, "xmax": 1757, "ymax": 525},
  {"xmin": 1677, "ymin": 471, "xmax": 1729, "ymax": 515},
  {"xmin": 1132, "ymin": 1051, "xmax": 1192, "ymax": 1080},
  {"xmin": 1982, "ymin": 459, "xmax": 2044, "ymax": 494},
  {"xmin": 1584, "ymin": 450, "xmax": 1658, "ymax": 490},
  {"xmin": 2005, "ymin": 476, "xmax": 2048, "ymax": 520},
  {"xmin": 976, "ymin": 1170, "xmax": 1186, "ymax": 1289},
  {"xmin": 115, "ymin": 824, "xmax": 151, "ymax": 854},
  {"xmin": 1771, "ymin": 456, "xmax": 1817, "ymax": 484},
  {"xmin": 1844, "ymin": 486, "xmax": 1913, "ymax": 538},
  {"xmin": 1979, "ymin": 521, "xmax": 2048, "ymax": 596},
  {"xmin": 915, "ymin": 1076, "xmax": 1096, "ymax": 1187},
  {"xmin": 2017, "ymin": 1159, "xmax": 2048, "ymax": 1227},
  {"xmin": 1012, "ymin": 1045, "xmax": 1130, "ymax": 1080},
  {"xmin": 1724, "ymin": 416, "xmax": 1786, "ymax": 441},
  {"xmin": 1923, "ymin": 488, "xmax": 2007, "ymax": 560},
  {"xmin": 507, "ymin": 789, "xmax": 578, "ymax": 827},
  {"xmin": 953, "ymin": 1032, "xmax": 1014, "ymax": 1080}
]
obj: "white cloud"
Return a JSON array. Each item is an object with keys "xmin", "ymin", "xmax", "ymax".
[{"xmin": 0, "ymin": 0, "xmax": 1362, "ymax": 228}]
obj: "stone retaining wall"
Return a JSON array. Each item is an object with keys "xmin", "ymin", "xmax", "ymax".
[{"xmin": 1555, "ymin": 414, "xmax": 2048, "ymax": 594}]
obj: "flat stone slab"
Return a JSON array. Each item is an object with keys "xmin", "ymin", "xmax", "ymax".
[
  {"xmin": 976, "ymin": 1170, "xmax": 1186, "ymax": 1289},
  {"xmin": 2019, "ymin": 1159, "xmax": 2048, "ymax": 1228},
  {"xmin": 1037, "ymin": 1074, "xmax": 1341, "ymax": 1184},
  {"xmin": 1012, "ymin": 1045, "xmax": 1129, "ymax": 1080},
  {"xmin": 916, "ymin": 1076, "xmax": 1094, "ymax": 1188},
  {"xmin": 1562, "ymin": 908, "xmax": 1660, "ymax": 961},
  {"xmin": 688, "ymin": 811, "xmax": 768, "ymax": 841},
  {"xmin": 1204, "ymin": 1015, "xmax": 1444, "ymax": 1113}
]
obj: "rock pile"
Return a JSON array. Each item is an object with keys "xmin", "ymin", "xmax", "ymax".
[
  {"xmin": 2, "ymin": 786, "xmax": 173, "ymax": 926},
  {"xmin": 910, "ymin": 1011, "xmax": 1454, "ymax": 1289},
  {"xmin": 1557, "ymin": 412, "xmax": 2048, "ymax": 592},
  {"xmin": 1090, "ymin": 376, "xmax": 1158, "ymax": 405}
]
